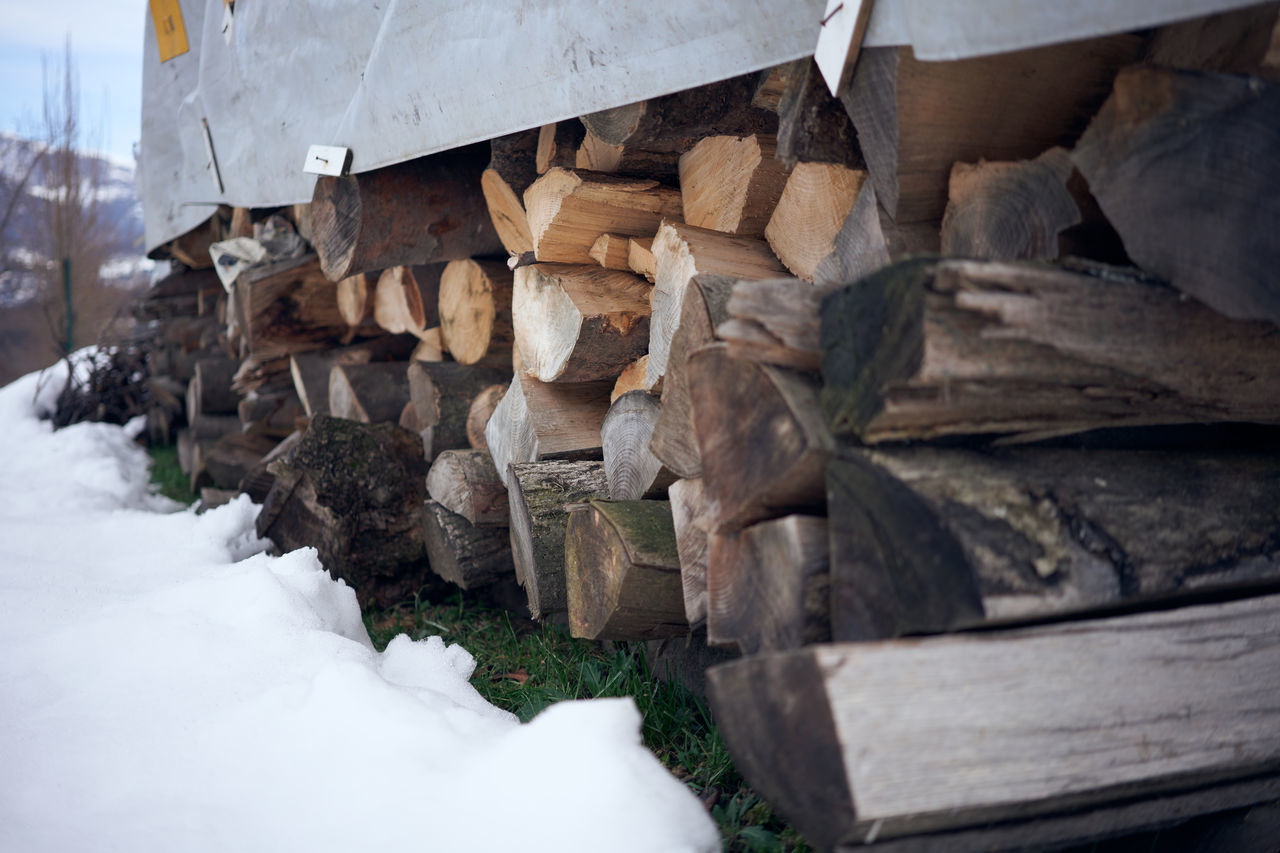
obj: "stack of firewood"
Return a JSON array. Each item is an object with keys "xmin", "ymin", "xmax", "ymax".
[{"xmin": 135, "ymin": 4, "xmax": 1280, "ymax": 848}]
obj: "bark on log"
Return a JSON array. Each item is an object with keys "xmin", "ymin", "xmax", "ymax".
[
  {"xmin": 1145, "ymin": 3, "xmax": 1280, "ymax": 79},
  {"xmin": 438, "ymin": 259, "xmax": 514, "ymax": 366},
  {"xmin": 689, "ymin": 344, "xmax": 833, "ymax": 532},
  {"xmin": 669, "ymin": 477, "xmax": 711, "ymax": 627},
  {"xmin": 466, "ymin": 383, "xmax": 508, "ymax": 451},
  {"xmin": 717, "ymin": 277, "xmax": 823, "ymax": 372},
  {"xmin": 707, "ymin": 514, "xmax": 829, "ymax": 654},
  {"xmin": 310, "ymin": 144, "xmax": 501, "ymax": 281},
  {"xmin": 420, "ymin": 499, "xmax": 513, "ymax": 590},
  {"xmin": 1072, "ymin": 66, "xmax": 1280, "ymax": 325},
  {"xmin": 648, "ymin": 274, "xmax": 736, "ymax": 479},
  {"xmin": 164, "ymin": 213, "xmax": 222, "ymax": 269},
  {"xmin": 512, "ymin": 264, "xmax": 652, "ymax": 382},
  {"xmin": 289, "ymin": 340, "xmax": 402, "ymax": 418},
  {"xmin": 507, "ymin": 459, "xmax": 609, "ymax": 619},
  {"xmin": 575, "ymin": 131, "xmax": 681, "ymax": 182},
  {"xmin": 536, "ymin": 122, "xmax": 585, "ymax": 174},
  {"xmin": 524, "ymin": 168, "xmax": 683, "ymax": 265},
  {"xmin": 188, "ymin": 411, "xmax": 241, "ymax": 441},
  {"xmin": 601, "ymin": 391, "xmax": 675, "ymax": 500},
  {"xmin": 565, "ymin": 499, "xmax": 687, "ymax": 640},
  {"xmin": 238, "ymin": 429, "xmax": 304, "ymax": 503},
  {"xmin": 481, "ymin": 129, "xmax": 540, "ymax": 255},
  {"xmin": 328, "ymin": 362, "xmax": 411, "ymax": 424},
  {"xmin": 647, "ymin": 221, "xmax": 786, "ymax": 388},
  {"xmin": 839, "ymin": 36, "xmax": 1144, "ymax": 223},
  {"xmin": 774, "ymin": 58, "xmax": 863, "ymax": 168},
  {"xmin": 828, "ymin": 447, "xmax": 1280, "ymax": 642},
  {"xmin": 708, "ymin": 593, "xmax": 1280, "ymax": 848},
  {"xmin": 186, "ymin": 356, "xmax": 239, "ymax": 422},
  {"xmin": 941, "ymin": 147, "xmax": 1081, "ymax": 261},
  {"xmin": 484, "ymin": 373, "xmax": 612, "ymax": 489},
  {"xmin": 256, "ymin": 414, "xmax": 429, "ymax": 610},
  {"xmin": 406, "ymin": 362, "xmax": 511, "ymax": 460},
  {"xmin": 820, "ymin": 258, "xmax": 1280, "ymax": 444},
  {"xmin": 238, "ymin": 387, "xmax": 305, "ymax": 439},
  {"xmin": 426, "ymin": 449, "xmax": 509, "ymax": 527},
  {"xmin": 202, "ymin": 431, "xmax": 278, "ymax": 491},
  {"xmin": 678, "ymin": 135, "xmax": 791, "ymax": 237},
  {"xmin": 233, "ymin": 255, "xmax": 348, "ymax": 363}
]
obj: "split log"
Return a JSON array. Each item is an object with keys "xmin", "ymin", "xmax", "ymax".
[
  {"xmin": 484, "ymin": 373, "xmax": 612, "ymax": 488},
  {"xmin": 610, "ymin": 356, "xmax": 652, "ymax": 402},
  {"xmin": 256, "ymin": 414, "xmax": 430, "ymax": 610},
  {"xmin": 708, "ymin": 592, "xmax": 1280, "ymax": 849},
  {"xmin": 689, "ymin": 344, "xmax": 833, "ymax": 531},
  {"xmin": 328, "ymin": 362, "xmax": 411, "ymax": 424},
  {"xmin": 774, "ymin": 58, "xmax": 862, "ymax": 168},
  {"xmin": 202, "ymin": 431, "xmax": 278, "ymax": 491},
  {"xmin": 839, "ymin": 35, "xmax": 1145, "ymax": 223},
  {"xmin": 575, "ymin": 130, "xmax": 681, "ymax": 182},
  {"xmin": 1072, "ymin": 66, "xmax": 1280, "ymax": 325},
  {"xmin": 406, "ymin": 362, "xmax": 510, "ymax": 460},
  {"xmin": 523, "ymin": 168, "xmax": 683, "ymax": 264},
  {"xmin": 766, "ymin": 162, "xmax": 867, "ymax": 283},
  {"xmin": 827, "ymin": 447, "xmax": 1280, "ymax": 642},
  {"xmin": 707, "ymin": 515, "xmax": 829, "ymax": 654},
  {"xmin": 941, "ymin": 147, "xmax": 1081, "ymax": 260},
  {"xmin": 466, "ymin": 383, "xmax": 508, "ymax": 450},
  {"xmin": 233, "ymin": 255, "xmax": 348, "ymax": 363},
  {"xmin": 601, "ymin": 391, "xmax": 674, "ymax": 500},
  {"xmin": 411, "ymin": 329, "xmax": 445, "ymax": 362},
  {"xmin": 310, "ymin": 144, "xmax": 501, "ymax": 281},
  {"xmin": 481, "ymin": 129, "xmax": 540, "ymax": 255},
  {"xmin": 426, "ymin": 449, "xmax": 508, "ymax": 527},
  {"xmin": 536, "ymin": 121, "xmax": 585, "ymax": 174},
  {"xmin": 420, "ymin": 499, "xmax": 513, "ymax": 590},
  {"xmin": 336, "ymin": 273, "xmax": 371, "ymax": 329},
  {"xmin": 164, "ymin": 213, "xmax": 222, "ymax": 269},
  {"xmin": 819, "ymin": 258, "xmax": 1280, "ymax": 444},
  {"xmin": 372, "ymin": 264, "xmax": 445, "ymax": 339},
  {"xmin": 677, "ymin": 135, "xmax": 791, "ymax": 237},
  {"xmin": 186, "ymin": 356, "xmax": 239, "ymax": 422},
  {"xmin": 238, "ymin": 388, "xmax": 305, "ymax": 438},
  {"xmin": 646, "ymin": 222, "xmax": 786, "ymax": 388},
  {"xmin": 507, "ymin": 459, "xmax": 609, "ymax": 619},
  {"xmin": 668, "ymin": 477, "xmax": 711, "ymax": 627},
  {"xmin": 188, "ymin": 411, "xmax": 241, "ymax": 441},
  {"xmin": 581, "ymin": 73, "xmax": 777, "ymax": 154},
  {"xmin": 564, "ymin": 499, "xmax": 686, "ymax": 640},
  {"xmin": 512, "ymin": 264, "xmax": 651, "ymax": 383},
  {"xmin": 627, "ymin": 237, "xmax": 656, "ymax": 282},
  {"xmin": 648, "ymin": 274, "xmax": 736, "ymax": 479},
  {"xmin": 587, "ymin": 233, "xmax": 632, "ymax": 270},
  {"xmin": 438, "ymin": 259, "xmax": 514, "ymax": 366},
  {"xmin": 717, "ymin": 277, "xmax": 822, "ymax": 371},
  {"xmin": 289, "ymin": 342, "xmax": 390, "ymax": 418}
]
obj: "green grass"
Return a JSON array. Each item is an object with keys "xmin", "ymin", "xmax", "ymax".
[
  {"xmin": 147, "ymin": 443, "xmax": 198, "ymax": 506},
  {"xmin": 365, "ymin": 591, "xmax": 811, "ymax": 853}
]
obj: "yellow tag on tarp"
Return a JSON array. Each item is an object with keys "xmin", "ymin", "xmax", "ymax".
[{"xmin": 149, "ymin": 0, "xmax": 189, "ymax": 63}]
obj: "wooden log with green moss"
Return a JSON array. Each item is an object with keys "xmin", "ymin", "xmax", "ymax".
[{"xmin": 564, "ymin": 499, "xmax": 687, "ymax": 641}]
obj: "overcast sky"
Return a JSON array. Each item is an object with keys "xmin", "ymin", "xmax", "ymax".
[{"xmin": 0, "ymin": 1, "xmax": 145, "ymax": 164}]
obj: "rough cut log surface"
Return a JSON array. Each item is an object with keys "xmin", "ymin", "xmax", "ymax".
[
  {"xmin": 465, "ymin": 382, "xmax": 508, "ymax": 451},
  {"xmin": 426, "ymin": 449, "xmax": 509, "ymax": 527},
  {"xmin": 234, "ymin": 255, "xmax": 348, "ymax": 363},
  {"xmin": 420, "ymin": 499, "xmax": 513, "ymax": 590},
  {"xmin": 668, "ymin": 477, "xmax": 711, "ymax": 627},
  {"xmin": 649, "ymin": 274, "xmax": 736, "ymax": 479},
  {"xmin": 774, "ymin": 58, "xmax": 863, "ymax": 168},
  {"xmin": 513, "ymin": 264, "xmax": 652, "ymax": 383},
  {"xmin": 718, "ymin": 277, "xmax": 823, "ymax": 372},
  {"xmin": 524, "ymin": 168, "xmax": 683, "ymax": 265},
  {"xmin": 336, "ymin": 273, "xmax": 370, "ymax": 329},
  {"xmin": 1072, "ymin": 66, "xmax": 1280, "ymax": 325},
  {"xmin": 820, "ymin": 258, "xmax": 1280, "ymax": 443},
  {"xmin": 628, "ymin": 237, "xmax": 656, "ymax": 282},
  {"xmin": 410, "ymin": 328, "xmax": 445, "ymax": 362},
  {"xmin": 311, "ymin": 144, "xmax": 501, "ymax": 281},
  {"xmin": 406, "ymin": 362, "xmax": 511, "ymax": 460},
  {"xmin": 484, "ymin": 372, "xmax": 612, "ymax": 488},
  {"xmin": 647, "ymin": 221, "xmax": 786, "ymax": 388},
  {"xmin": 565, "ymin": 499, "xmax": 687, "ymax": 641},
  {"xmin": 611, "ymin": 356, "xmax": 653, "ymax": 402},
  {"xmin": 536, "ymin": 121, "xmax": 585, "ymax": 174},
  {"xmin": 601, "ymin": 391, "xmax": 674, "ymax": 500},
  {"xmin": 256, "ymin": 414, "xmax": 429, "ymax": 610},
  {"xmin": 328, "ymin": 362, "xmax": 411, "ymax": 425},
  {"xmin": 941, "ymin": 147, "xmax": 1080, "ymax": 260},
  {"xmin": 689, "ymin": 343, "xmax": 833, "ymax": 532},
  {"xmin": 840, "ymin": 36, "xmax": 1144, "ymax": 223},
  {"xmin": 372, "ymin": 266, "xmax": 427, "ymax": 337},
  {"xmin": 438, "ymin": 259, "xmax": 514, "ymax": 366},
  {"xmin": 828, "ymin": 447, "xmax": 1280, "ymax": 642},
  {"xmin": 588, "ymin": 233, "xmax": 633, "ymax": 270},
  {"xmin": 507, "ymin": 459, "xmax": 609, "ymax": 619},
  {"xmin": 708, "ymin": 593, "xmax": 1280, "ymax": 848},
  {"xmin": 707, "ymin": 515, "xmax": 829, "ymax": 655},
  {"xmin": 764, "ymin": 162, "xmax": 868, "ymax": 283},
  {"xmin": 678, "ymin": 134, "xmax": 791, "ymax": 237},
  {"xmin": 481, "ymin": 129, "xmax": 540, "ymax": 255}
]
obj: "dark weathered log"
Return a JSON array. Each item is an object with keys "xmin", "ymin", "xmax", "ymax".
[
  {"xmin": 565, "ymin": 499, "xmax": 687, "ymax": 641},
  {"xmin": 828, "ymin": 447, "xmax": 1280, "ymax": 642},
  {"xmin": 601, "ymin": 391, "xmax": 674, "ymax": 500},
  {"xmin": 717, "ymin": 277, "xmax": 823, "ymax": 372},
  {"xmin": 420, "ymin": 499, "xmax": 513, "ymax": 590},
  {"xmin": 186, "ymin": 356, "xmax": 239, "ymax": 422},
  {"xmin": 438, "ymin": 259, "xmax": 514, "ymax": 366},
  {"xmin": 941, "ymin": 147, "xmax": 1081, "ymax": 260},
  {"xmin": 164, "ymin": 213, "xmax": 222, "ymax": 269},
  {"xmin": 574, "ymin": 131, "xmax": 681, "ymax": 182},
  {"xmin": 1146, "ymin": 3, "xmax": 1280, "ymax": 79},
  {"xmin": 481, "ymin": 129, "xmax": 540, "ymax": 255},
  {"xmin": 708, "ymin": 593, "xmax": 1280, "ymax": 849},
  {"xmin": 820, "ymin": 258, "xmax": 1280, "ymax": 444},
  {"xmin": 536, "ymin": 121, "xmax": 586, "ymax": 174},
  {"xmin": 707, "ymin": 515, "xmax": 829, "ymax": 654},
  {"xmin": 840, "ymin": 36, "xmax": 1144, "ymax": 223},
  {"xmin": 524, "ymin": 168, "xmax": 683, "ymax": 265},
  {"xmin": 238, "ymin": 430, "xmax": 303, "ymax": 503},
  {"xmin": 677, "ymin": 134, "xmax": 790, "ymax": 237},
  {"xmin": 233, "ymin": 255, "xmax": 348, "ymax": 363},
  {"xmin": 256, "ymin": 414, "xmax": 429, "ymax": 610},
  {"xmin": 310, "ymin": 144, "xmax": 501, "ymax": 281},
  {"xmin": 648, "ymin": 274, "xmax": 737, "ymax": 479},
  {"xmin": 668, "ymin": 477, "xmax": 711, "ymax": 627},
  {"xmin": 406, "ymin": 362, "xmax": 511, "ymax": 460},
  {"xmin": 328, "ymin": 362, "xmax": 411, "ymax": 424},
  {"xmin": 485, "ymin": 373, "xmax": 612, "ymax": 489},
  {"xmin": 506, "ymin": 459, "xmax": 609, "ymax": 619},
  {"xmin": 466, "ymin": 382, "xmax": 508, "ymax": 450},
  {"xmin": 288, "ymin": 339, "xmax": 408, "ymax": 418},
  {"xmin": 1072, "ymin": 66, "xmax": 1280, "ymax": 325},
  {"xmin": 774, "ymin": 58, "xmax": 862, "ymax": 168},
  {"xmin": 426, "ymin": 449, "xmax": 508, "ymax": 527},
  {"xmin": 202, "ymin": 431, "xmax": 278, "ymax": 491},
  {"xmin": 188, "ymin": 411, "xmax": 241, "ymax": 441},
  {"xmin": 513, "ymin": 264, "xmax": 652, "ymax": 382},
  {"xmin": 689, "ymin": 344, "xmax": 833, "ymax": 532},
  {"xmin": 238, "ymin": 387, "xmax": 305, "ymax": 438}
]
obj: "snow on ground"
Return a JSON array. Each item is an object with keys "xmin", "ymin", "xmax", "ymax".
[{"xmin": 0, "ymin": 361, "xmax": 719, "ymax": 853}]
